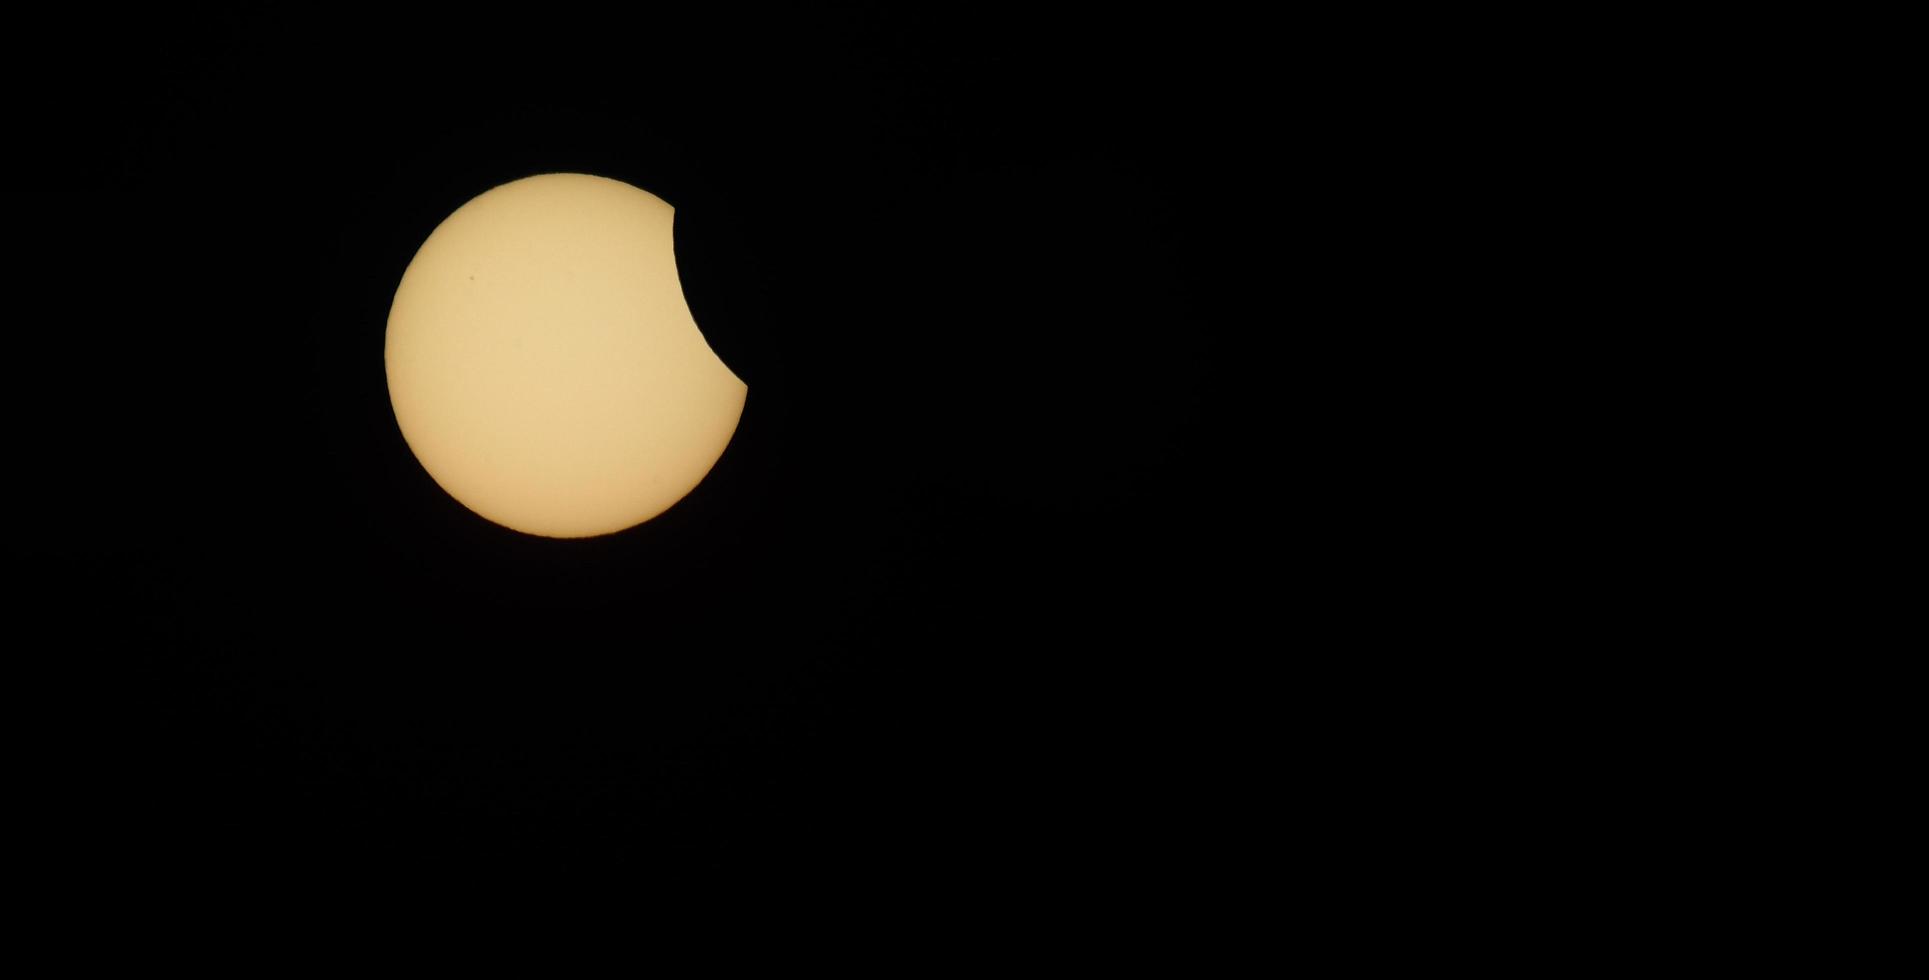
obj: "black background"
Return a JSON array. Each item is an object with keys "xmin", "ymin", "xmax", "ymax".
[{"xmin": 26, "ymin": 7, "xmax": 1249, "ymax": 887}]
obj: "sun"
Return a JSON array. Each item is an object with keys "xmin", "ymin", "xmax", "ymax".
[{"xmin": 385, "ymin": 173, "xmax": 746, "ymax": 537}]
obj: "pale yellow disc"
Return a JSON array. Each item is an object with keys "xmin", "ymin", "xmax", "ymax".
[{"xmin": 385, "ymin": 173, "xmax": 746, "ymax": 538}]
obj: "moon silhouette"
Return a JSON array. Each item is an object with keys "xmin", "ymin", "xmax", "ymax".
[{"xmin": 384, "ymin": 173, "xmax": 747, "ymax": 538}]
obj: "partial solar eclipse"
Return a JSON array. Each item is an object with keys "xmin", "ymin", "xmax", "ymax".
[{"xmin": 385, "ymin": 173, "xmax": 746, "ymax": 537}]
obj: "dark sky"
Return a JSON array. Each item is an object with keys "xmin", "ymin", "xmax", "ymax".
[{"xmin": 26, "ymin": 8, "xmax": 1249, "ymax": 887}]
